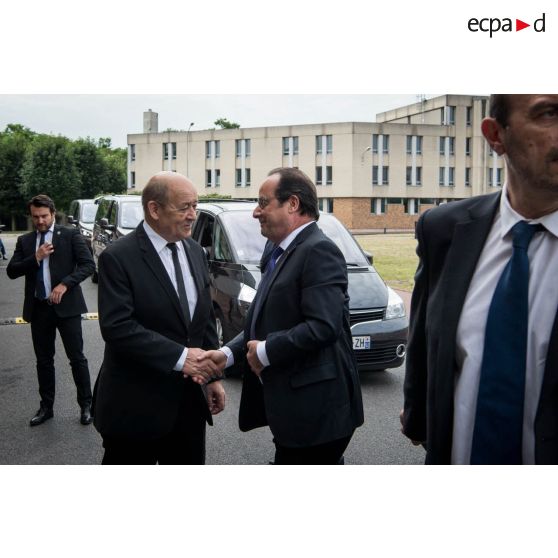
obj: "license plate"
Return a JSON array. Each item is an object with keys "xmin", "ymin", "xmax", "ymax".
[{"xmin": 352, "ymin": 336, "xmax": 371, "ymax": 350}]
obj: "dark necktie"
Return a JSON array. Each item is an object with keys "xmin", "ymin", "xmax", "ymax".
[
  {"xmin": 167, "ymin": 242, "xmax": 191, "ymax": 324},
  {"xmin": 36, "ymin": 232, "xmax": 47, "ymax": 300},
  {"xmin": 471, "ymin": 221, "xmax": 544, "ymax": 464},
  {"xmin": 250, "ymin": 245, "xmax": 284, "ymax": 339}
]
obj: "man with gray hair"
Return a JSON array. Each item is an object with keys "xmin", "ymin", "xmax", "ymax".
[{"xmin": 93, "ymin": 172, "xmax": 225, "ymax": 464}]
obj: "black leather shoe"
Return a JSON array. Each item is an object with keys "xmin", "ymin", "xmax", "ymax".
[
  {"xmin": 80, "ymin": 405, "xmax": 93, "ymax": 425},
  {"xmin": 30, "ymin": 407, "xmax": 54, "ymax": 427}
]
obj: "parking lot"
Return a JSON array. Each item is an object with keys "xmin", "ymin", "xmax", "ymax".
[{"xmin": 0, "ymin": 233, "xmax": 424, "ymax": 465}]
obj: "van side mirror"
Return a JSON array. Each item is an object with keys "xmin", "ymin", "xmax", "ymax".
[
  {"xmin": 363, "ymin": 250, "xmax": 373, "ymax": 265},
  {"xmin": 100, "ymin": 218, "xmax": 116, "ymax": 231},
  {"xmin": 67, "ymin": 215, "xmax": 75, "ymax": 224}
]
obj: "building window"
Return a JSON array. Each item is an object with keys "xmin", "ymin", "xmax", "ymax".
[
  {"xmin": 130, "ymin": 144, "xmax": 136, "ymax": 161},
  {"xmin": 282, "ymin": 136, "xmax": 299, "ymax": 155},
  {"xmin": 406, "ymin": 135, "xmax": 422, "ymax": 155},
  {"xmin": 404, "ymin": 198, "xmax": 420, "ymax": 215},
  {"xmin": 205, "ymin": 169, "xmax": 221, "ymax": 188},
  {"xmin": 442, "ymin": 105, "xmax": 456, "ymax": 125},
  {"xmin": 488, "ymin": 168, "xmax": 503, "ymax": 187},
  {"xmin": 131, "ymin": 171, "xmax": 135, "ymax": 187},
  {"xmin": 318, "ymin": 198, "xmax": 334, "ymax": 213},
  {"xmin": 163, "ymin": 142, "xmax": 177, "ymax": 160},
  {"xmin": 206, "ymin": 170, "xmax": 212, "ymax": 187},
  {"xmin": 235, "ymin": 168, "xmax": 251, "ymax": 187},
  {"xmin": 465, "ymin": 137, "xmax": 471, "ymax": 156},
  {"xmin": 465, "ymin": 167, "xmax": 471, "ymax": 187},
  {"xmin": 372, "ymin": 166, "xmax": 389, "ymax": 185},
  {"xmin": 316, "ymin": 135, "xmax": 332, "ymax": 154},
  {"xmin": 371, "ymin": 198, "xmax": 386, "ymax": 215},
  {"xmin": 316, "ymin": 166, "xmax": 333, "ymax": 186},
  {"xmin": 466, "ymin": 106, "xmax": 472, "ymax": 126},
  {"xmin": 439, "ymin": 167, "xmax": 455, "ymax": 186},
  {"xmin": 439, "ymin": 137, "xmax": 455, "ymax": 155},
  {"xmin": 206, "ymin": 140, "xmax": 221, "ymax": 159},
  {"xmin": 373, "ymin": 134, "xmax": 389, "ymax": 154},
  {"xmin": 236, "ymin": 139, "xmax": 251, "ymax": 158},
  {"xmin": 406, "ymin": 167, "xmax": 422, "ymax": 186}
]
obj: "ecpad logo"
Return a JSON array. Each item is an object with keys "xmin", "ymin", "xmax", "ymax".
[{"xmin": 468, "ymin": 13, "xmax": 546, "ymax": 37}]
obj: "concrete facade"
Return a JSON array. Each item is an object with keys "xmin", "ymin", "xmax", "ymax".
[{"xmin": 127, "ymin": 95, "xmax": 505, "ymax": 229}]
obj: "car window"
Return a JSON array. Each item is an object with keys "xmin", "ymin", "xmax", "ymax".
[
  {"xmin": 317, "ymin": 215, "xmax": 369, "ymax": 266},
  {"xmin": 120, "ymin": 202, "xmax": 143, "ymax": 229},
  {"xmin": 214, "ymin": 221, "xmax": 233, "ymax": 262},
  {"xmin": 219, "ymin": 211, "xmax": 266, "ymax": 264},
  {"xmin": 95, "ymin": 199, "xmax": 112, "ymax": 222},
  {"xmin": 108, "ymin": 202, "xmax": 118, "ymax": 226},
  {"xmin": 81, "ymin": 203, "xmax": 97, "ymax": 223}
]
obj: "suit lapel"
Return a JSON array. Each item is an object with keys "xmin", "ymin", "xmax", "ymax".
[
  {"xmin": 433, "ymin": 194, "xmax": 500, "ymax": 388},
  {"xmin": 250, "ymin": 222, "xmax": 318, "ymax": 335},
  {"xmin": 136, "ymin": 223, "xmax": 189, "ymax": 330}
]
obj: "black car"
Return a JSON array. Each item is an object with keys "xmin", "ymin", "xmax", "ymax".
[
  {"xmin": 66, "ymin": 199, "xmax": 97, "ymax": 253},
  {"xmin": 192, "ymin": 200, "xmax": 408, "ymax": 372},
  {"xmin": 91, "ymin": 195, "xmax": 143, "ymax": 282}
]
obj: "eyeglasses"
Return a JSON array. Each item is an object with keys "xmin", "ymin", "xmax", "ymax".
[
  {"xmin": 257, "ymin": 197, "xmax": 275, "ymax": 209},
  {"xmin": 164, "ymin": 202, "xmax": 198, "ymax": 214}
]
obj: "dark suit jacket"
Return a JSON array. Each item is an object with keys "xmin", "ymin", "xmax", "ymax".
[
  {"xmin": 402, "ymin": 192, "xmax": 558, "ymax": 464},
  {"xmin": 93, "ymin": 222, "xmax": 218, "ymax": 441},
  {"xmin": 228, "ymin": 222, "xmax": 364, "ymax": 448},
  {"xmin": 7, "ymin": 225, "xmax": 94, "ymax": 321}
]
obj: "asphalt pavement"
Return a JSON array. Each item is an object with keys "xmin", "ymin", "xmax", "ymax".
[{"xmin": 0, "ymin": 233, "xmax": 424, "ymax": 465}]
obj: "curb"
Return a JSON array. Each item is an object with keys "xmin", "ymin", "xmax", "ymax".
[{"xmin": 0, "ymin": 312, "xmax": 98, "ymax": 326}]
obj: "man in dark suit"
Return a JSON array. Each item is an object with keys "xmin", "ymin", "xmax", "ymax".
[
  {"xmin": 7, "ymin": 194, "xmax": 95, "ymax": 426},
  {"xmin": 202, "ymin": 167, "xmax": 364, "ymax": 464},
  {"xmin": 93, "ymin": 172, "xmax": 225, "ymax": 465},
  {"xmin": 401, "ymin": 94, "xmax": 558, "ymax": 464}
]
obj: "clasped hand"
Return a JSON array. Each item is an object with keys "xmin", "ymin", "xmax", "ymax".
[{"xmin": 183, "ymin": 348, "xmax": 226, "ymax": 385}]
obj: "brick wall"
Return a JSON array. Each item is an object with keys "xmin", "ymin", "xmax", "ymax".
[{"xmin": 332, "ymin": 198, "xmax": 436, "ymax": 230}]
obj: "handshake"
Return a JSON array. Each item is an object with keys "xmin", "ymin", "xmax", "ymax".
[{"xmin": 182, "ymin": 348, "xmax": 227, "ymax": 385}]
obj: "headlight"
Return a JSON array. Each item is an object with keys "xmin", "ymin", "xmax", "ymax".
[
  {"xmin": 238, "ymin": 284, "xmax": 257, "ymax": 317},
  {"xmin": 385, "ymin": 286, "xmax": 406, "ymax": 320}
]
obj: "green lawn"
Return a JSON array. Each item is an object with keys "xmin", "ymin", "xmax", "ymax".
[{"xmin": 355, "ymin": 233, "xmax": 419, "ymax": 292}]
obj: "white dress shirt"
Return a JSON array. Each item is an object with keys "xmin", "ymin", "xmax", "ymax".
[
  {"xmin": 453, "ymin": 185, "xmax": 558, "ymax": 464},
  {"xmin": 143, "ymin": 221, "xmax": 198, "ymax": 371},
  {"xmin": 35, "ymin": 223, "xmax": 55, "ymax": 298}
]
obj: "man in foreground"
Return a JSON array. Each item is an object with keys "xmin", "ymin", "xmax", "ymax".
[
  {"xmin": 93, "ymin": 172, "xmax": 225, "ymax": 464},
  {"xmin": 401, "ymin": 94, "xmax": 558, "ymax": 464}
]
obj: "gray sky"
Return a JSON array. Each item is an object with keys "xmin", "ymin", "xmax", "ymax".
[{"xmin": 0, "ymin": 94, "xmax": 441, "ymax": 149}]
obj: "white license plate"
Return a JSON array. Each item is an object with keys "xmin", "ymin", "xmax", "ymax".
[{"xmin": 352, "ymin": 336, "xmax": 371, "ymax": 350}]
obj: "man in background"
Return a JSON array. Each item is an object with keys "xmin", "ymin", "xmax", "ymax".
[{"xmin": 7, "ymin": 194, "xmax": 95, "ymax": 426}]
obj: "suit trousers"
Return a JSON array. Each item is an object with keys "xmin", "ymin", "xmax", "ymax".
[
  {"xmin": 101, "ymin": 382, "xmax": 207, "ymax": 465},
  {"xmin": 30, "ymin": 300, "xmax": 92, "ymax": 410},
  {"xmin": 273, "ymin": 433, "xmax": 353, "ymax": 465}
]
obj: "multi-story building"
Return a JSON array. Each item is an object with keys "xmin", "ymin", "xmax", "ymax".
[{"xmin": 127, "ymin": 95, "xmax": 505, "ymax": 230}]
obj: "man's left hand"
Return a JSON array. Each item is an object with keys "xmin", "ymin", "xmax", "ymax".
[
  {"xmin": 49, "ymin": 283, "xmax": 68, "ymax": 305},
  {"xmin": 206, "ymin": 381, "xmax": 226, "ymax": 415},
  {"xmin": 246, "ymin": 340, "xmax": 264, "ymax": 376}
]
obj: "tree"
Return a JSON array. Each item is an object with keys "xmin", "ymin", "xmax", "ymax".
[
  {"xmin": 100, "ymin": 147, "xmax": 127, "ymax": 194},
  {"xmin": 72, "ymin": 138, "xmax": 111, "ymax": 201},
  {"xmin": 0, "ymin": 124, "xmax": 36, "ymax": 228},
  {"xmin": 214, "ymin": 118, "xmax": 240, "ymax": 129},
  {"xmin": 21, "ymin": 135, "xmax": 81, "ymax": 212}
]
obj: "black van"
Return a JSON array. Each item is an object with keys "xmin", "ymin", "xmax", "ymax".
[{"xmin": 192, "ymin": 201, "xmax": 408, "ymax": 372}]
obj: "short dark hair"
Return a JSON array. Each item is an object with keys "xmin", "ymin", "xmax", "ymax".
[
  {"xmin": 489, "ymin": 94, "xmax": 512, "ymax": 127},
  {"xmin": 28, "ymin": 194, "xmax": 55, "ymax": 214},
  {"xmin": 268, "ymin": 167, "xmax": 319, "ymax": 220},
  {"xmin": 142, "ymin": 173, "xmax": 171, "ymax": 213}
]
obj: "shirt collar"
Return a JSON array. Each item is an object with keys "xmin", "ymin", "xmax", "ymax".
[
  {"xmin": 277, "ymin": 221, "xmax": 315, "ymax": 252},
  {"xmin": 143, "ymin": 220, "xmax": 179, "ymax": 255},
  {"xmin": 37, "ymin": 223, "xmax": 55, "ymax": 236},
  {"xmin": 499, "ymin": 183, "xmax": 558, "ymax": 240}
]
